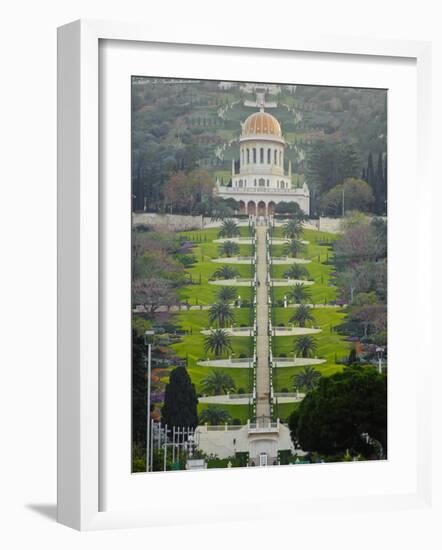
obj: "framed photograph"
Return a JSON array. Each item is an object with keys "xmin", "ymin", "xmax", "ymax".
[{"xmin": 57, "ymin": 20, "xmax": 432, "ymax": 530}]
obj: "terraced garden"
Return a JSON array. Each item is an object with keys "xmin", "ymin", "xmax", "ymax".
[{"xmin": 167, "ymin": 220, "xmax": 350, "ymax": 423}]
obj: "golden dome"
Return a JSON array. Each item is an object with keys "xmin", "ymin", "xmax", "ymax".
[{"xmin": 242, "ymin": 110, "xmax": 282, "ymax": 138}]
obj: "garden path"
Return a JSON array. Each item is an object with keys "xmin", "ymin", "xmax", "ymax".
[{"xmin": 255, "ymin": 221, "xmax": 271, "ymax": 418}]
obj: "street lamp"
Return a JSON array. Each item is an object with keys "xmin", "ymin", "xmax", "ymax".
[
  {"xmin": 144, "ymin": 329, "xmax": 155, "ymax": 471},
  {"xmin": 376, "ymin": 346, "xmax": 385, "ymax": 374}
]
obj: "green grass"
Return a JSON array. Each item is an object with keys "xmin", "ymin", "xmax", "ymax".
[
  {"xmin": 271, "ymin": 262, "xmax": 337, "ymax": 304},
  {"xmin": 198, "ymin": 403, "xmax": 250, "ymax": 424},
  {"xmin": 170, "ymin": 309, "xmax": 253, "ymax": 393},
  {"xmin": 271, "ymin": 307, "xmax": 348, "ymax": 392},
  {"xmin": 166, "ymin": 222, "xmax": 349, "ymax": 424},
  {"xmin": 275, "ymin": 402, "xmax": 300, "ymax": 423},
  {"xmin": 177, "ymin": 226, "xmax": 254, "ymax": 306},
  {"xmin": 269, "ymin": 226, "xmax": 349, "ymax": 393}
]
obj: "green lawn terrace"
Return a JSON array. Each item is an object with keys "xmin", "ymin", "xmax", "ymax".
[
  {"xmin": 171, "ymin": 224, "xmax": 257, "ymax": 423},
  {"xmin": 268, "ymin": 225, "xmax": 349, "ymax": 397},
  {"xmin": 170, "ymin": 308, "xmax": 253, "ymax": 423},
  {"xmin": 270, "ymin": 279, "xmax": 315, "ymax": 287},
  {"xmin": 270, "ymin": 227, "xmax": 339, "ymax": 305},
  {"xmin": 177, "ymin": 225, "xmax": 254, "ymax": 306},
  {"xmin": 271, "ymin": 306, "xmax": 348, "ymax": 393},
  {"xmin": 167, "ymin": 223, "xmax": 349, "ymax": 427}
]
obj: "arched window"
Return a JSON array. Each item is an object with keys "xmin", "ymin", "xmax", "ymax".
[
  {"xmin": 253, "ymin": 148, "xmax": 257, "ymax": 163},
  {"xmin": 274, "ymin": 149, "xmax": 277, "ymax": 164},
  {"xmin": 247, "ymin": 149, "xmax": 250, "ymax": 164},
  {"xmin": 260, "ymin": 148, "xmax": 264, "ymax": 163},
  {"xmin": 241, "ymin": 150, "xmax": 244, "ymax": 165},
  {"xmin": 267, "ymin": 148, "xmax": 271, "ymax": 163},
  {"xmin": 254, "ymin": 179, "xmax": 257, "ymax": 187},
  {"xmin": 267, "ymin": 179, "xmax": 270, "ymax": 187},
  {"xmin": 279, "ymin": 151, "xmax": 282, "ymax": 166},
  {"xmin": 259, "ymin": 178, "xmax": 265, "ymax": 187}
]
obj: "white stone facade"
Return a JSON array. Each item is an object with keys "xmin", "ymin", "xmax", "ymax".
[
  {"xmin": 195, "ymin": 421, "xmax": 296, "ymax": 461},
  {"xmin": 216, "ymin": 109, "xmax": 310, "ymax": 216}
]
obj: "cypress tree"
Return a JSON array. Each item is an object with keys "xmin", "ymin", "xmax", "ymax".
[
  {"xmin": 162, "ymin": 366, "xmax": 198, "ymax": 429},
  {"xmin": 366, "ymin": 152, "xmax": 375, "ymax": 191},
  {"xmin": 339, "ymin": 143, "xmax": 359, "ymax": 181},
  {"xmin": 132, "ymin": 329, "xmax": 147, "ymax": 449}
]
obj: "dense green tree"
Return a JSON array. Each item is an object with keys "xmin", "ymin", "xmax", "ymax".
[
  {"xmin": 162, "ymin": 366, "xmax": 198, "ymax": 429},
  {"xmin": 275, "ymin": 202, "xmax": 309, "ymax": 220},
  {"xmin": 289, "ymin": 304, "xmax": 315, "ymax": 327},
  {"xmin": 289, "ymin": 366, "xmax": 387, "ymax": 458},
  {"xmin": 209, "ymin": 301, "xmax": 235, "ymax": 328},
  {"xmin": 203, "ymin": 329, "xmax": 233, "ymax": 357},
  {"xmin": 294, "ymin": 336, "xmax": 318, "ymax": 358},
  {"xmin": 210, "ymin": 198, "xmax": 240, "ymax": 221},
  {"xmin": 366, "ymin": 151, "xmax": 375, "ymax": 190},
  {"xmin": 132, "ymin": 330, "xmax": 147, "ymax": 450},
  {"xmin": 305, "ymin": 140, "xmax": 360, "ymax": 196},
  {"xmin": 201, "ymin": 371, "xmax": 236, "ymax": 395},
  {"xmin": 320, "ymin": 178, "xmax": 374, "ymax": 216}
]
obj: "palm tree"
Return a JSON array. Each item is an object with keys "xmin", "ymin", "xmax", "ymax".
[
  {"xmin": 204, "ymin": 329, "xmax": 232, "ymax": 357},
  {"xmin": 199, "ymin": 405, "xmax": 231, "ymax": 426},
  {"xmin": 201, "ymin": 370, "xmax": 236, "ymax": 395},
  {"xmin": 212, "ymin": 265, "xmax": 240, "ymax": 280},
  {"xmin": 217, "ymin": 286, "xmax": 237, "ymax": 302},
  {"xmin": 283, "ymin": 219, "xmax": 303, "ymax": 239},
  {"xmin": 283, "ymin": 264, "xmax": 309, "ymax": 280},
  {"xmin": 209, "ymin": 301, "xmax": 235, "ymax": 328},
  {"xmin": 293, "ymin": 366, "xmax": 321, "ymax": 392},
  {"xmin": 218, "ymin": 240, "xmax": 240, "ymax": 257},
  {"xmin": 285, "ymin": 239, "xmax": 306, "ymax": 258},
  {"xmin": 289, "ymin": 283, "xmax": 311, "ymax": 304},
  {"xmin": 218, "ymin": 219, "xmax": 240, "ymax": 238},
  {"xmin": 294, "ymin": 335, "xmax": 318, "ymax": 358},
  {"xmin": 290, "ymin": 304, "xmax": 315, "ymax": 327}
]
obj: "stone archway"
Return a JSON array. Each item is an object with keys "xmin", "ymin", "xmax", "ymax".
[
  {"xmin": 257, "ymin": 201, "xmax": 266, "ymax": 216},
  {"xmin": 239, "ymin": 200, "xmax": 246, "ymax": 214},
  {"xmin": 247, "ymin": 201, "xmax": 256, "ymax": 216},
  {"xmin": 268, "ymin": 201, "xmax": 276, "ymax": 215}
]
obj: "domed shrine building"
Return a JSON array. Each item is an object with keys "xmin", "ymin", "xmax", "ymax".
[{"xmin": 216, "ymin": 108, "xmax": 310, "ymax": 216}]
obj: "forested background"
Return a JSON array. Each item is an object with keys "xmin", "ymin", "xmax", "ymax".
[{"xmin": 132, "ymin": 78, "xmax": 387, "ymax": 217}]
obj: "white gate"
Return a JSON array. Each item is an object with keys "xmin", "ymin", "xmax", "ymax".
[{"xmin": 259, "ymin": 453, "xmax": 268, "ymax": 467}]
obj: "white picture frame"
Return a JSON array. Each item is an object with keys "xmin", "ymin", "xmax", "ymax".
[{"xmin": 57, "ymin": 19, "xmax": 432, "ymax": 531}]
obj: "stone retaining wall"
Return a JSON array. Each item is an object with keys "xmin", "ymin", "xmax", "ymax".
[{"xmin": 133, "ymin": 212, "xmax": 211, "ymax": 231}]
